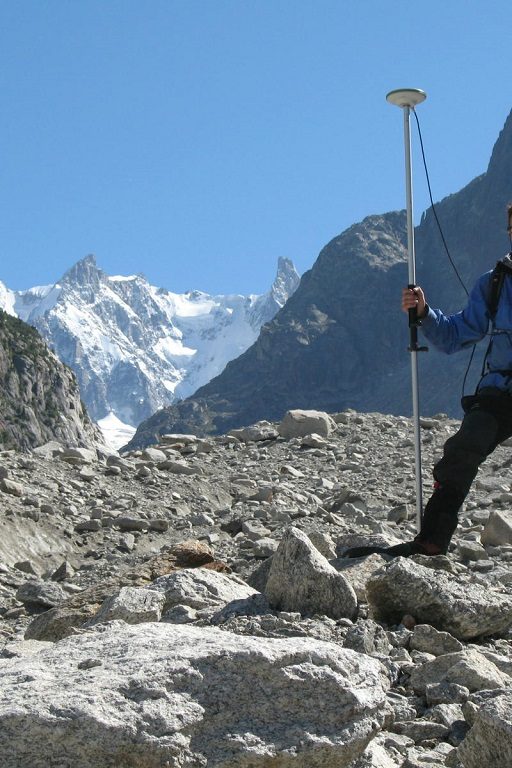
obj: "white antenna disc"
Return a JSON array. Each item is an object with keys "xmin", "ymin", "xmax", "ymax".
[{"xmin": 386, "ymin": 88, "xmax": 427, "ymax": 108}]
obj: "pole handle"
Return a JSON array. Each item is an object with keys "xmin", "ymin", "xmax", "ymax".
[
  {"xmin": 407, "ymin": 283, "xmax": 419, "ymax": 328},
  {"xmin": 407, "ymin": 284, "xmax": 428, "ymax": 352}
]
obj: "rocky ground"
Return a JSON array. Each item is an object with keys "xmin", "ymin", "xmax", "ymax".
[{"xmin": 1, "ymin": 408, "xmax": 512, "ymax": 766}]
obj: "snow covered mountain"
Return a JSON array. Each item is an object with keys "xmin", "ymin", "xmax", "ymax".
[{"xmin": 0, "ymin": 255, "xmax": 300, "ymax": 431}]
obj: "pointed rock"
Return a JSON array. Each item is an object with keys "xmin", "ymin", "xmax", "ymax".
[
  {"xmin": 481, "ymin": 509, "xmax": 512, "ymax": 547},
  {"xmin": 265, "ymin": 527, "xmax": 357, "ymax": 619}
]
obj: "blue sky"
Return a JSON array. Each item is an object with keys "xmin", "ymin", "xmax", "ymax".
[{"xmin": 0, "ymin": 1, "xmax": 510, "ymax": 295}]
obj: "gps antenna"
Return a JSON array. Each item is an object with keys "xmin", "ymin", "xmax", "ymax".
[{"xmin": 386, "ymin": 87, "xmax": 427, "ymax": 533}]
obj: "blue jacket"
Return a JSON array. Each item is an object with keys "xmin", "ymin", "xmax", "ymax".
[{"xmin": 421, "ymin": 256, "xmax": 512, "ymax": 393}]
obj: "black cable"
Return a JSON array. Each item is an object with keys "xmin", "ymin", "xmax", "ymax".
[
  {"xmin": 412, "ymin": 108, "xmax": 475, "ymax": 397},
  {"xmin": 461, "ymin": 345, "xmax": 477, "ymax": 397},
  {"xmin": 413, "ymin": 109, "xmax": 469, "ymax": 298},
  {"xmin": 412, "ymin": 112, "xmax": 512, "ymax": 399}
]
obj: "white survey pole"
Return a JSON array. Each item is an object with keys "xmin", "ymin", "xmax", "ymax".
[{"xmin": 386, "ymin": 88, "xmax": 427, "ymax": 533}]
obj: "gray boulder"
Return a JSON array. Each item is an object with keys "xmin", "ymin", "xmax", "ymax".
[
  {"xmin": 410, "ymin": 624, "xmax": 464, "ymax": 656},
  {"xmin": 480, "ymin": 509, "xmax": 512, "ymax": 547},
  {"xmin": 86, "ymin": 586, "xmax": 166, "ymax": 626},
  {"xmin": 150, "ymin": 567, "xmax": 257, "ymax": 615},
  {"xmin": 0, "ymin": 622, "xmax": 389, "ymax": 768},
  {"xmin": 265, "ymin": 527, "xmax": 357, "ymax": 619},
  {"xmin": 228, "ymin": 421, "xmax": 279, "ymax": 442},
  {"xmin": 278, "ymin": 409, "xmax": 335, "ymax": 439},
  {"xmin": 458, "ymin": 692, "xmax": 512, "ymax": 768},
  {"xmin": 366, "ymin": 558, "xmax": 512, "ymax": 640},
  {"xmin": 59, "ymin": 447, "xmax": 97, "ymax": 465},
  {"xmin": 16, "ymin": 579, "xmax": 68, "ymax": 610},
  {"xmin": 335, "ymin": 553, "xmax": 389, "ymax": 602},
  {"xmin": 409, "ymin": 648, "xmax": 510, "ymax": 695}
]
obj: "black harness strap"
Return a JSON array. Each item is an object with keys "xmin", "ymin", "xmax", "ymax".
[
  {"xmin": 479, "ymin": 257, "xmax": 512, "ymax": 384},
  {"xmin": 488, "ymin": 260, "xmax": 512, "ymax": 324}
]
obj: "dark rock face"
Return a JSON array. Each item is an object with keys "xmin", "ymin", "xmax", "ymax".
[
  {"xmin": 126, "ymin": 212, "xmax": 409, "ymax": 448},
  {"xmin": 0, "ymin": 311, "xmax": 102, "ymax": 451},
  {"xmin": 125, "ymin": 111, "xmax": 512, "ymax": 449}
]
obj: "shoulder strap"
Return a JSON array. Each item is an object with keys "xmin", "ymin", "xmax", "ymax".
[{"xmin": 488, "ymin": 258, "xmax": 512, "ymax": 323}]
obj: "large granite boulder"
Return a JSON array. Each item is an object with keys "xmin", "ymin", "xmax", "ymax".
[{"xmin": 0, "ymin": 622, "xmax": 389, "ymax": 768}]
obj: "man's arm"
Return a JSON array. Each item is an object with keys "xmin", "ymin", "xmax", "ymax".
[{"xmin": 401, "ymin": 274, "xmax": 491, "ymax": 354}]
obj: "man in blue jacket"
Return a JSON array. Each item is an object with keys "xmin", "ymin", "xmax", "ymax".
[{"xmin": 346, "ymin": 205, "xmax": 512, "ymax": 559}]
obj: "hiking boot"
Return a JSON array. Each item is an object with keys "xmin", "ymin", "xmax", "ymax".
[{"xmin": 342, "ymin": 540, "xmax": 444, "ymax": 559}]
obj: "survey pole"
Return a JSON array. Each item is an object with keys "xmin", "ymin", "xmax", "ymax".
[{"xmin": 386, "ymin": 88, "xmax": 427, "ymax": 533}]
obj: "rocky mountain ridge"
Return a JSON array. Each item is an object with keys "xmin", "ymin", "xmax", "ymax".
[
  {"xmin": 0, "ymin": 310, "xmax": 103, "ymax": 451},
  {"xmin": 126, "ymin": 109, "xmax": 512, "ymax": 449},
  {"xmin": 0, "ymin": 255, "xmax": 300, "ymax": 429},
  {"xmin": 1, "ymin": 407, "xmax": 511, "ymax": 765}
]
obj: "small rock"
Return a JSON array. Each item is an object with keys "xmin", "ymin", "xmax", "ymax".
[
  {"xmin": 425, "ymin": 681, "xmax": 470, "ymax": 706},
  {"xmin": 116, "ymin": 517, "xmax": 149, "ymax": 532},
  {"xmin": 59, "ymin": 448, "xmax": 97, "ymax": 465},
  {"xmin": 0, "ymin": 479, "xmax": 23, "ymax": 497},
  {"xmin": 148, "ymin": 519, "xmax": 169, "ymax": 533},
  {"xmin": 251, "ymin": 538, "xmax": 279, "ymax": 558},
  {"xmin": 141, "ymin": 448, "xmax": 167, "ymax": 463},
  {"xmin": 74, "ymin": 520, "xmax": 102, "ymax": 533},
  {"xmin": 308, "ymin": 531, "xmax": 336, "ymax": 559},
  {"xmin": 249, "ymin": 485, "xmax": 274, "ymax": 503},
  {"xmin": 457, "ymin": 540, "xmax": 488, "ymax": 561},
  {"xmin": 161, "ymin": 604, "xmax": 198, "ymax": 623},
  {"xmin": 16, "ymin": 579, "xmax": 68, "ymax": 610},
  {"xmin": 86, "ymin": 586, "xmax": 166, "ymax": 626},
  {"xmin": 228, "ymin": 423, "xmax": 279, "ymax": 442},
  {"xmin": 458, "ymin": 692, "xmax": 512, "ymax": 767},
  {"xmin": 481, "ymin": 509, "xmax": 512, "ymax": 547},
  {"xmin": 301, "ymin": 433, "xmax": 329, "ymax": 448},
  {"xmin": 79, "ymin": 468, "xmax": 96, "ymax": 483},
  {"xmin": 410, "ymin": 648, "xmax": 510, "ymax": 694},
  {"xmin": 410, "ymin": 624, "xmax": 464, "ymax": 656},
  {"xmin": 159, "ymin": 460, "xmax": 199, "ymax": 476},
  {"xmin": 344, "ymin": 619, "xmax": 391, "ymax": 655},
  {"xmin": 13, "ymin": 561, "xmax": 39, "ymax": 577},
  {"xmin": 118, "ymin": 534, "xmax": 136, "ymax": 553},
  {"xmin": 51, "ymin": 561, "xmax": 75, "ymax": 582},
  {"xmin": 366, "ymin": 557, "xmax": 512, "ymax": 640},
  {"xmin": 77, "ymin": 658, "xmax": 103, "ymax": 670}
]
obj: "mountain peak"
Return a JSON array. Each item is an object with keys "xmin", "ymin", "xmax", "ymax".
[
  {"xmin": 271, "ymin": 257, "xmax": 300, "ymax": 307},
  {"xmin": 59, "ymin": 255, "xmax": 105, "ymax": 305},
  {"xmin": 62, "ymin": 254, "xmax": 101, "ymax": 286}
]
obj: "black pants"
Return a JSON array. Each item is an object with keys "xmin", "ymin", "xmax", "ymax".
[{"xmin": 417, "ymin": 392, "xmax": 512, "ymax": 553}]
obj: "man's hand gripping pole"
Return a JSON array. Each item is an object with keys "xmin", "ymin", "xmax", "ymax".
[{"xmin": 407, "ymin": 284, "xmax": 428, "ymax": 353}]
